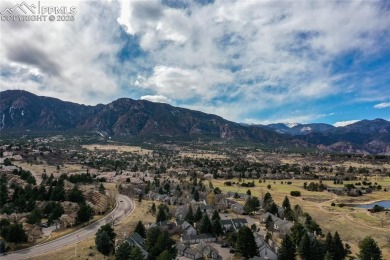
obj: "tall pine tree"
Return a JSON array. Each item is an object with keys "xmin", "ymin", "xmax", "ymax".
[
  {"xmin": 134, "ymin": 221, "xmax": 146, "ymax": 238},
  {"xmin": 282, "ymin": 195, "xmax": 291, "ymax": 209},
  {"xmin": 211, "ymin": 210, "xmax": 220, "ymax": 220},
  {"xmin": 358, "ymin": 236, "xmax": 382, "ymax": 260},
  {"xmin": 236, "ymin": 226, "xmax": 258, "ymax": 258},
  {"xmin": 333, "ymin": 231, "xmax": 346, "ymax": 260},
  {"xmin": 194, "ymin": 206, "xmax": 202, "ymax": 222},
  {"xmin": 298, "ymin": 233, "xmax": 312, "ymax": 260},
  {"xmin": 198, "ymin": 214, "xmax": 213, "ymax": 234},
  {"xmin": 278, "ymin": 234, "xmax": 296, "ymax": 260},
  {"xmin": 184, "ymin": 206, "xmax": 194, "ymax": 225}
]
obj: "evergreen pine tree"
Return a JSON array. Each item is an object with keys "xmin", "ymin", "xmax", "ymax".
[
  {"xmin": 194, "ymin": 190, "xmax": 200, "ymax": 201},
  {"xmin": 156, "ymin": 206, "xmax": 168, "ymax": 223},
  {"xmin": 310, "ymin": 237, "xmax": 325, "ymax": 260},
  {"xmin": 98, "ymin": 183, "xmax": 105, "ymax": 194},
  {"xmin": 278, "ymin": 234, "xmax": 296, "ymax": 260},
  {"xmin": 184, "ymin": 206, "xmax": 194, "ymax": 225},
  {"xmin": 265, "ymin": 215, "xmax": 273, "ymax": 230},
  {"xmin": 115, "ymin": 242, "xmax": 132, "ymax": 260},
  {"xmin": 211, "ymin": 210, "xmax": 220, "ymax": 220},
  {"xmin": 96, "ymin": 224, "xmax": 116, "ymax": 241},
  {"xmin": 358, "ymin": 236, "xmax": 382, "ymax": 260},
  {"xmin": 5, "ymin": 223, "xmax": 26, "ymax": 244},
  {"xmin": 156, "ymin": 231, "xmax": 177, "ymax": 259},
  {"xmin": 198, "ymin": 214, "xmax": 213, "ymax": 234},
  {"xmin": 325, "ymin": 232, "xmax": 334, "ymax": 259},
  {"xmin": 282, "ymin": 195, "xmax": 291, "ymax": 209},
  {"xmin": 77, "ymin": 203, "xmax": 94, "ymax": 224},
  {"xmin": 269, "ymin": 202, "xmax": 279, "ymax": 214},
  {"xmin": 333, "ymin": 231, "xmax": 346, "ymax": 260},
  {"xmin": 129, "ymin": 246, "xmax": 144, "ymax": 260},
  {"xmin": 236, "ymin": 226, "xmax": 258, "ymax": 258},
  {"xmin": 95, "ymin": 231, "xmax": 112, "ymax": 255},
  {"xmin": 145, "ymin": 227, "xmax": 161, "ymax": 248},
  {"xmin": 212, "ymin": 219, "xmax": 223, "ymax": 238},
  {"xmin": 157, "ymin": 250, "xmax": 172, "ymax": 260},
  {"xmin": 135, "ymin": 221, "xmax": 146, "ymax": 238},
  {"xmin": 298, "ymin": 233, "xmax": 312, "ymax": 260},
  {"xmin": 194, "ymin": 206, "xmax": 202, "ymax": 222}
]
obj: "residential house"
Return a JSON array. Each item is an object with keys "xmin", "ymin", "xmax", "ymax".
[
  {"xmin": 176, "ymin": 243, "xmax": 219, "ymax": 260},
  {"xmin": 221, "ymin": 218, "xmax": 248, "ymax": 232},
  {"xmin": 231, "ymin": 203, "xmax": 245, "ymax": 214},
  {"xmin": 254, "ymin": 233, "xmax": 278, "ymax": 260},
  {"xmin": 194, "ymin": 242, "xmax": 219, "ymax": 259},
  {"xmin": 176, "ymin": 220, "xmax": 197, "ymax": 236},
  {"xmin": 177, "ymin": 244, "xmax": 203, "ymax": 260},
  {"xmin": 125, "ymin": 232, "xmax": 148, "ymax": 257},
  {"xmin": 60, "ymin": 201, "xmax": 80, "ymax": 215},
  {"xmin": 221, "ymin": 198, "xmax": 236, "ymax": 209},
  {"xmin": 23, "ymin": 224, "xmax": 43, "ymax": 243},
  {"xmin": 175, "ymin": 205, "xmax": 188, "ymax": 220},
  {"xmin": 59, "ymin": 213, "xmax": 77, "ymax": 228},
  {"xmin": 181, "ymin": 234, "xmax": 217, "ymax": 244},
  {"xmin": 200, "ymin": 204, "xmax": 216, "ymax": 214},
  {"xmin": 260, "ymin": 212, "xmax": 279, "ymax": 223},
  {"xmin": 261, "ymin": 212, "xmax": 293, "ymax": 235},
  {"xmin": 127, "ymin": 232, "xmax": 145, "ymax": 248},
  {"xmin": 150, "ymin": 221, "xmax": 177, "ymax": 231}
]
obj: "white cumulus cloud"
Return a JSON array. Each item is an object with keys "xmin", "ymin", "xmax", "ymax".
[{"xmin": 374, "ymin": 102, "xmax": 390, "ymax": 109}]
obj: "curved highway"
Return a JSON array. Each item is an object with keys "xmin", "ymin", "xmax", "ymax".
[{"xmin": 4, "ymin": 194, "xmax": 134, "ymax": 260}]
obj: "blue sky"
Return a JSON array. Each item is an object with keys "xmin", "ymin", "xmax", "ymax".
[{"xmin": 0, "ymin": 0, "xmax": 389, "ymax": 126}]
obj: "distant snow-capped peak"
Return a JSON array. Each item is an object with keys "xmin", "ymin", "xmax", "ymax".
[{"xmin": 284, "ymin": 122, "xmax": 300, "ymax": 128}]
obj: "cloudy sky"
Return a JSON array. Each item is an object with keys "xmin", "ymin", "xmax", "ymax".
[{"xmin": 0, "ymin": 0, "xmax": 389, "ymax": 126}]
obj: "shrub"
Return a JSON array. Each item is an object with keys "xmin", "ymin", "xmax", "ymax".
[{"xmin": 290, "ymin": 191, "xmax": 301, "ymax": 197}]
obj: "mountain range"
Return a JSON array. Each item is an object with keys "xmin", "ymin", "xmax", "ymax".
[{"xmin": 1, "ymin": 90, "xmax": 389, "ymax": 154}]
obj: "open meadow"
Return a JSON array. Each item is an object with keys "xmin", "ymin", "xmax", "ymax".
[{"xmin": 82, "ymin": 144, "xmax": 153, "ymax": 155}]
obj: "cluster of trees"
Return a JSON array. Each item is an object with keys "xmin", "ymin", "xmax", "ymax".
[
  {"xmin": 59, "ymin": 173, "xmax": 94, "ymax": 184},
  {"xmin": 0, "ymin": 219, "xmax": 26, "ymax": 245},
  {"xmin": 240, "ymin": 181, "xmax": 255, "ymax": 187},
  {"xmin": 244, "ymin": 196, "xmax": 260, "ymax": 214},
  {"xmin": 43, "ymin": 202, "xmax": 64, "ymax": 225},
  {"xmin": 262, "ymin": 192, "xmax": 279, "ymax": 215},
  {"xmin": 115, "ymin": 242, "xmax": 144, "ymax": 260},
  {"xmin": 145, "ymin": 227, "xmax": 177, "ymax": 260},
  {"xmin": 304, "ymin": 182, "xmax": 326, "ymax": 192},
  {"xmin": 1, "ymin": 170, "xmax": 93, "ymax": 227},
  {"xmin": 85, "ymin": 157, "xmax": 130, "ymax": 171},
  {"xmin": 156, "ymin": 204, "xmax": 171, "ymax": 223},
  {"xmin": 225, "ymin": 225, "xmax": 259, "ymax": 258},
  {"xmin": 112, "ymin": 221, "xmax": 146, "ymax": 260},
  {"xmin": 290, "ymin": 191, "xmax": 301, "ymax": 196},
  {"xmin": 12, "ymin": 169, "xmax": 36, "ymax": 185},
  {"xmin": 184, "ymin": 207, "xmax": 224, "ymax": 238},
  {"xmin": 279, "ymin": 232, "xmax": 382, "ymax": 260},
  {"xmin": 95, "ymin": 224, "xmax": 116, "ymax": 255}
]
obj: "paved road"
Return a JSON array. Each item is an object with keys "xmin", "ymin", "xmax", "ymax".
[{"xmin": 4, "ymin": 194, "xmax": 134, "ymax": 260}]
